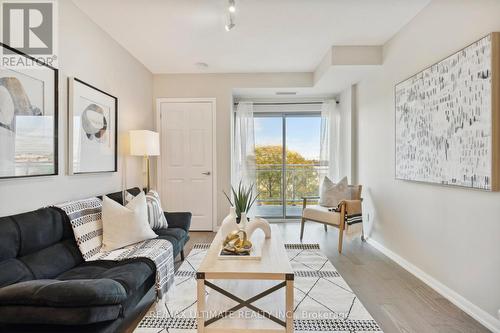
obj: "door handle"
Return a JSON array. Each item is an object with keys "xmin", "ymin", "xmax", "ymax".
[{"xmin": 202, "ymin": 171, "xmax": 211, "ymax": 175}]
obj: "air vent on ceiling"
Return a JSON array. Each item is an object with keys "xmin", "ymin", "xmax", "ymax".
[
  {"xmin": 195, "ymin": 62, "xmax": 209, "ymax": 69},
  {"xmin": 275, "ymin": 91, "xmax": 297, "ymax": 95}
]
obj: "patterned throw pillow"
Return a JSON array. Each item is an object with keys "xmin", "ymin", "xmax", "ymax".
[
  {"xmin": 145, "ymin": 190, "xmax": 169, "ymax": 230},
  {"xmin": 319, "ymin": 176, "xmax": 350, "ymax": 207}
]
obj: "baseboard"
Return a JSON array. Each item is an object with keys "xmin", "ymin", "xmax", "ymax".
[{"xmin": 366, "ymin": 237, "xmax": 500, "ymax": 333}]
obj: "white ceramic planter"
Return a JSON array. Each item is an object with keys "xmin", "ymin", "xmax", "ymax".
[
  {"xmin": 219, "ymin": 207, "xmax": 238, "ymax": 239},
  {"xmin": 246, "ymin": 217, "xmax": 271, "ymax": 239}
]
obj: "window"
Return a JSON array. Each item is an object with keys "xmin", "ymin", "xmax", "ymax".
[{"xmin": 254, "ymin": 110, "xmax": 323, "ymax": 219}]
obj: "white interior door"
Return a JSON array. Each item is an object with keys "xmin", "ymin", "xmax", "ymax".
[{"xmin": 159, "ymin": 101, "xmax": 214, "ymax": 231}]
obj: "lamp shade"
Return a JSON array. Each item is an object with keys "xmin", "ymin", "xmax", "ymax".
[{"xmin": 129, "ymin": 130, "xmax": 160, "ymax": 156}]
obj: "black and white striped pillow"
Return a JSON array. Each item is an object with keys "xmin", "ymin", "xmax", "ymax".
[{"xmin": 145, "ymin": 190, "xmax": 168, "ymax": 230}]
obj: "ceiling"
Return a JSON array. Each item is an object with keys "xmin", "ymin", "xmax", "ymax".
[
  {"xmin": 233, "ymin": 66, "xmax": 381, "ymax": 99},
  {"xmin": 72, "ymin": 0, "xmax": 430, "ymax": 74}
]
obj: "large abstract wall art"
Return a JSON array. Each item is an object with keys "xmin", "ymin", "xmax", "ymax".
[{"xmin": 395, "ymin": 33, "xmax": 500, "ymax": 191}]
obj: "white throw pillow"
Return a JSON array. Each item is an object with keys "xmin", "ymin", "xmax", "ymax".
[
  {"xmin": 319, "ymin": 176, "xmax": 350, "ymax": 207},
  {"xmin": 102, "ymin": 192, "xmax": 158, "ymax": 251}
]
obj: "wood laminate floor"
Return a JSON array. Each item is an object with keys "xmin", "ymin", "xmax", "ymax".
[{"xmin": 132, "ymin": 222, "xmax": 490, "ymax": 333}]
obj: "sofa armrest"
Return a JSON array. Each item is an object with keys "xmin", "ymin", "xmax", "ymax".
[{"xmin": 164, "ymin": 212, "xmax": 191, "ymax": 232}]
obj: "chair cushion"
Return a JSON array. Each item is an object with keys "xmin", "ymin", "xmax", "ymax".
[
  {"xmin": 0, "ymin": 279, "xmax": 127, "ymax": 307},
  {"xmin": 303, "ymin": 206, "xmax": 341, "ymax": 225}
]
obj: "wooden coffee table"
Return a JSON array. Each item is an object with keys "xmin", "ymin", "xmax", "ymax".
[{"xmin": 197, "ymin": 224, "xmax": 294, "ymax": 333}]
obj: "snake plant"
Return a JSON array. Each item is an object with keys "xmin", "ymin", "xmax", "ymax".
[{"xmin": 224, "ymin": 181, "xmax": 259, "ymax": 222}]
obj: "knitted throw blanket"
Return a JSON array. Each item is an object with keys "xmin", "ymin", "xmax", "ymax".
[{"xmin": 55, "ymin": 197, "xmax": 174, "ymax": 298}]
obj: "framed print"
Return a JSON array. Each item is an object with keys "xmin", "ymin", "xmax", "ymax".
[
  {"xmin": 68, "ymin": 77, "xmax": 118, "ymax": 174},
  {"xmin": 0, "ymin": 43, "xmax": 58, "ymax": 179}
]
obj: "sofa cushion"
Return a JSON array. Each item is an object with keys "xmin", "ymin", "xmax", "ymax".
[
  {"xmin": 57, "ymin": 259, "xmax": 155, "ymax": 295},
  {"xmin": 15, "ymin": 209, "xmax": 68, "ymax": 256},
  {"xmin": 0, "ymin": 208, "xmax": 83, "ymax": 288},
  {"xmin": 19, "ymin": 240, "xmax": 84, "ymax": 280},
  {"xmin": 0, "ymin": 259, "xmax": 156, "ymax": 326},
  {"xmin": 0, "ymin": 304, "xmax": 121, "ymax": 325},
  {"xmin": 0, "ymin": 258, "xmax": 33, "ymax": 288},
  {"xmin": 0, "ymin": 279, "xmax": 127, "ymax": 307},
  {"xmin": 0, "ymin": 217, "xmax": 19, "ymax": 261},
  {"xmin": 157, "ymin": 234, "xmax": 179, "ymax": 253},
  {"xmin": 156, "ymin": 228, "xmax": 188, "ymax": 258},
  {"xmin": 155, "ymin": 227, "xmax": 187, "ymax": 241},
  {"xmin": 156, "ymin": 227, "xmax": 187, "ymax": 250}
]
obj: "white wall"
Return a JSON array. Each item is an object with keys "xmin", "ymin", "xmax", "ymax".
[
  {"xmin": 337, "ymin": 86, "xmax": 354, "ymax": 183},
  {"xmin": 153, "ymin": 73, "xmax": 313, "ymax": 225},
  {"xmin": 0, "ymin": 0, "xmax": 153, "ymax": 216},
  {"xmin": 357, "ymin": 0, "xmax": 500, "ymax": 330}
]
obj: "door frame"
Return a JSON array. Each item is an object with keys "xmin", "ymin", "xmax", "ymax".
[{"xmin": 156, "ymin": 97, "xmax": 217, "ymax": 231}]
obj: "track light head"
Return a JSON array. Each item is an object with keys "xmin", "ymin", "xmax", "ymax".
[
  {"xmin": 225, "ymin": 22, "xmax": 235, "ymax": 31},
  {"xmin": 225, "ymin": 13, "xmax": 235, "ymax": 31},
  {"xmin": 228, "ymin": 0, "xmax": 236, "ymax": 13}
]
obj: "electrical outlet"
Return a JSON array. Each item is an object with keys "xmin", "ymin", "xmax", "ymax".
[{"xmin": 367, "ymin": 213, "xmax": 370, "ymax": 221}]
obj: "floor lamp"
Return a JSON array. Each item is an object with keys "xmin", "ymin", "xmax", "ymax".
[{"xmin": 129, "ymin": 130, "xmax": 160, "ymax": 192}]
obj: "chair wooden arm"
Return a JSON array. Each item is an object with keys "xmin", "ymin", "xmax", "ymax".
[{"xmin": 339, "ymin": 199, "xmax": 362, "ymax": 215}]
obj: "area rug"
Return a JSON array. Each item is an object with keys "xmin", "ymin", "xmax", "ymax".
[{"xmin": 135, "ymin": 243, "xmax": 383, "ymax": 332}]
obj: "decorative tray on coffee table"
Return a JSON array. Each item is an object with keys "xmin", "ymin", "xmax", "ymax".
[{"xmin": 217, "ymin": 233, "xmax": 264, "ymax": 260}]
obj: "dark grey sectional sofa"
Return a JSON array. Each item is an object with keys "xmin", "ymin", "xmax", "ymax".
[{"xmin": 0, "ymin": 187, "xmax": 191, "ymax": 333}]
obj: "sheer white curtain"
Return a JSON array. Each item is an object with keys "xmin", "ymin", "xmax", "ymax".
[
  {"xmin": 319, "ymin": 100, "xmax": 341, "ymax": 182},
  {"xmin": 233, "ymin": 102, "xmax": 256, "ymax": 187}
]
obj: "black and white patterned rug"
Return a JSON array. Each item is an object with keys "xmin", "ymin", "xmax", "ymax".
[{"xmin": 135, "ymin": 243, "xmax": 382, "ymax": 332}]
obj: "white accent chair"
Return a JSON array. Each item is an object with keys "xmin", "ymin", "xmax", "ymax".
[{"xmin": 300, "ymin": 185, "xmax": 363, "ymax": 253}]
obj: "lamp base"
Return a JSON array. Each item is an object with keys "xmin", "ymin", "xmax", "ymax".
[{"xmin": 145, "ymin": 155, "xmax": 151, "ymax": 193}]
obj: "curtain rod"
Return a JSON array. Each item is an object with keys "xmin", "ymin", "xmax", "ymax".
[{"xmin": 233, "ymin": 101, "xmax": 326, "ymax": 106}]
